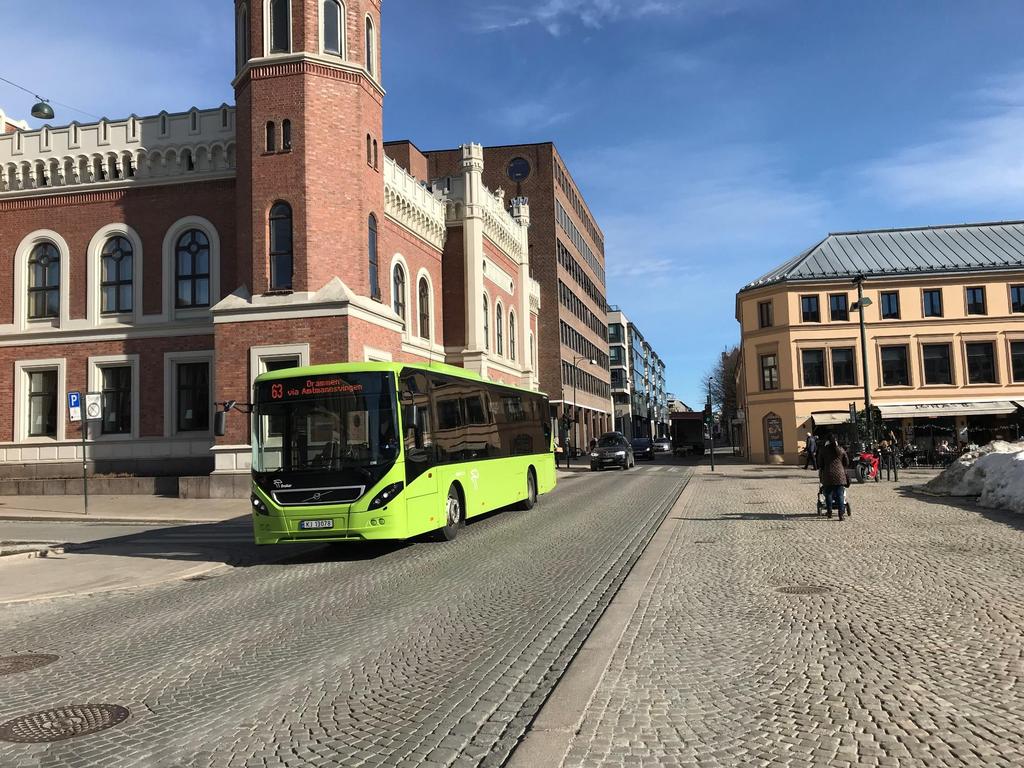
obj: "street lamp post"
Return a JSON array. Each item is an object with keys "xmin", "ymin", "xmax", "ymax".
[
  {"xmin": 852, "ymin": 275, "xmax": 874, "ymax": 443},
  {"xmin": 568, "ymin": 355, "xmax": 596, "ymax": 469}
]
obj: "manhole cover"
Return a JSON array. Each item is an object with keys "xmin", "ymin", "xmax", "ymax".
[
  {"xmin": 0, "ymin": 705, "xmax": 130, "ymax": 743},
  {"xmin": 776, "ymin": 586, "xmax": 831, "ymax": 595},
  {"xmin": 0, "ymin": 654, "xmax": 59, "ymax": 676}
]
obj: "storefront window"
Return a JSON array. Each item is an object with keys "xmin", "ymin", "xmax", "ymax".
[
  {"xmin": 966, "ymin": 342, "xmax": 997, "ymax": 384},
  {"xmin": 922, "ymin": 343, "xmax": 953, "ymax": 386},
  {"xmin": 880, "ymin": 345, "xmax": 909, "ymax": 386}
]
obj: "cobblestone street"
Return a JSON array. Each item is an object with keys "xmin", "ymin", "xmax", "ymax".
[
  {"xmin": 0, "ymin": 466, "xmax": 691, "ymax": 767},
  {"xmin": 562, "ymin": 462, "xmax": 1024, "ymax": 768}
]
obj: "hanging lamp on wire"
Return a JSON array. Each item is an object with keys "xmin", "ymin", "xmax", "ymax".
[{"xmin": 31, "ymin": 99, "xmax": 54, "ymax": 120}]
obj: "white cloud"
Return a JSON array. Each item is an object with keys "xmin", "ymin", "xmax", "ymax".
[
  {"xmin": 490, "ymin": 98, "xmax": 576, "ymax": 131},
  {"xmin": 863, "ymin": 72, "xmax": 1024, "ymax": 207},
  {"xmin": 471, "ymin": 0, "xmax": 739, "ymax": 35}
]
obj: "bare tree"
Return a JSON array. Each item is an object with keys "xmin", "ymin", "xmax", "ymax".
[{"xmin": 701, "ymin": 345, "xmax": 740, "ymax": 419}]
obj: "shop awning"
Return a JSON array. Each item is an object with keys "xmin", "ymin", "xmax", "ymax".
[
  {"xmin": 877, "ymin": 401, "xmax": 1020, "ymax": 419},
  {"xmin": 811, "ymin": 411, "xmax": 851, "ymax": 426}
]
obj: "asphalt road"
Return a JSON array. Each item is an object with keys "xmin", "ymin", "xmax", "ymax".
[{"xmin": 0, "ymin": 460, "xmax": 694, "ymax": 768}]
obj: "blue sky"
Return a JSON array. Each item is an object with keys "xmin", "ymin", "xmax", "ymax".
[{"xmin": 4, "ymin": 1, "xmax": 1024, "ymax": 407}]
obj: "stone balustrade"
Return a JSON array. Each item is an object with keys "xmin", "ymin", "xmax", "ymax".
[
  {"xmin": 0, "ymin": 106, "xmax": 236, "ymax": 196},
  {"xmin": 383, "ymin": 155, "xmax": 447, "ymax": 250}
]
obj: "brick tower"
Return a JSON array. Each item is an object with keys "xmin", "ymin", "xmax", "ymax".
[
  {"xmin": 213, "ymin": 0, "xmax": 392, "ymax": 464},
  {"xmin": 233, "ymin": 0, "xmax": 385, "ymax": 296}
]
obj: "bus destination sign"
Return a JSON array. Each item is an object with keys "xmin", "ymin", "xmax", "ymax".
[{"xmin": 263, "ymin": 377, "xmax": 365, "ymax": 401}]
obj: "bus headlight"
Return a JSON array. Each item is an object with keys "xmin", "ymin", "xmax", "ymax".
[
  {"xmin": 368, "ymin": 481, "xmax": 404, "ymax": 510},
  {"xmin": 250, "ymin": 493, "xmax": 269, "ymax": 515}
]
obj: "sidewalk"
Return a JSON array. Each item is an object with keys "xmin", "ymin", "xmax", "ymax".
[
  {"xmin": 0, "ymin": 495, "xmax": 308, "ymax": 605},
  {"xmin": 0, "ymin": 494, "xmax": 247, "ymax": 524},
  {"xmin": 514, "ymin": 461, "xmax": 1024, "ymax": 767}
]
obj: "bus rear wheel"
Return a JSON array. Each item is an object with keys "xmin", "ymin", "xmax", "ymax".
[
  {"xmin": 516, "ymin": 469, "xmax": 537, "ymax": 510},
  {"xmin": 437, "ymin": 484, "xmax": 463, "ymax": 541}
]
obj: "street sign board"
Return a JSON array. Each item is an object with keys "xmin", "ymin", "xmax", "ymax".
[
  {"xmin": 67, "ymin": 391, "xmax": 82, "ymax": 423},
  {"xmin": 85, "ymin": 393, "xmax": 103, "ymax": 421}
]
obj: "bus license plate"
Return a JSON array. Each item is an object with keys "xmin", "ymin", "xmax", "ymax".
[{"xmin": 299, "ymin": 519, "xmax": 333, "ymax": 530}]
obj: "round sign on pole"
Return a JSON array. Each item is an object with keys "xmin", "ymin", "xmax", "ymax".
[{"xmin": 85, "ymin": 394, "xmax": 103, "ymax": 421}]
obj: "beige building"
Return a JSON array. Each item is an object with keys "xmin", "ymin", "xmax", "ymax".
[{"xmin": 735, "ymin": 221, "xmax": 1024, "ymax": 464}]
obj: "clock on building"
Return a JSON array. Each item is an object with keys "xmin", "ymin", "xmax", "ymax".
[{"xmin": 507, "ymin": 157, "xmax": 530, "ymax": 183}]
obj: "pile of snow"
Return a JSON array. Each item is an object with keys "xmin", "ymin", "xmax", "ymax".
[{"xmin": 920, "ymin": 440, "xmax": 1024, "ymax": 514}]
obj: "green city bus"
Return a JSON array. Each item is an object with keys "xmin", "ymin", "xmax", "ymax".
[{"xmin": 248, "ymin": 362, "xmax": 557, "ymax": 544}]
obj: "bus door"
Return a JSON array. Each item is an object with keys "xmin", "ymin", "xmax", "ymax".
[{"xmin": 400, "ymin": 372, "xmax": 437, "ymax": 532}]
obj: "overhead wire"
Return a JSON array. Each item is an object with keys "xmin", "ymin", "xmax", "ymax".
[{"xmin": 0, "ymin": 74, "xmax": 102, "ymax": 121}]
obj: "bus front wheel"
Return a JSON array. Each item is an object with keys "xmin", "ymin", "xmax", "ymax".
[
  {"xmin": 437, "ymin": 484, "xmax": 464, "ymax": 541},
  {"xmin": 516, "ymin": 469, "xmax": 537, "ymax": 510}
]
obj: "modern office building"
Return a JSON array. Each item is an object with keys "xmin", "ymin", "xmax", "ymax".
[
  {"xmin": 735, "ymin": 221, "xmax": 1024, "ymax": 463},
  {"xmin": 0, "ymin": 0, "xmax": 542, "ymax": 489},
  {"xmin": 608, "ymin": 306, "xmax": 668, "ymax": 439},
  {"xmin": 421, "ymin": 143, "xmax": 611, "ymax": 451}
]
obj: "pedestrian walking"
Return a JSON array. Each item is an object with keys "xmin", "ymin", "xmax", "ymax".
[
  {"xmin": 879, "ymin": 438, "xmax": 899, "ymax": 482},
  {"xmin": 817, "ymin": 431, "xmax": 849, "ymax": 520},
  {"xmin": 803, "ymin": 432, "xmax": 818, "ymax": 470}
]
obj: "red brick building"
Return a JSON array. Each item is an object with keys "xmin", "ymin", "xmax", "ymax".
[
  {"xmin": 424, "ymin": 144, "xmax": 612, "ymax": 450},
  {"xmin": 0, "ymin": 0, "xmax": 540, "ymax": 489}
]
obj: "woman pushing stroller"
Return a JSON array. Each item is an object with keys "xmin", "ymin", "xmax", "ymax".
[{"xmin": 816, "ymin": 431, "xmax": 850, "ymax": 521}]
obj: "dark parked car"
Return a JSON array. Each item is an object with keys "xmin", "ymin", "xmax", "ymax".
[
  {"xmin": 654, "ymin": 437, "xmax": 672, "ymax": 454},
  {"xmin": 631, "ymin": 437, "xmax": 656, "ymax": 461},
  {"xmin": 590, "ymin": 432, "xmax": 634, "ymax": 471}
]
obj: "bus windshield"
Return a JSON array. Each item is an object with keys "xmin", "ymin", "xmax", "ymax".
[{"xmin": 253, "ymin": 372, "xmax": 399, "ymax": 474}]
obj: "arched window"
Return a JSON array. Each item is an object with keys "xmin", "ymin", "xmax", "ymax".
[
  {"xmin": 368, "ymin": 214, "xmax": 380, "ymax": 299},
  {"xmin": 323, "ymin": 0, "xmax": 342, "ymax": 56},
  {"xmin": 365, "ymin": 15, "xmax": 376, "ymax": 77},
  {"xmin": 101, "ymin": 236, "xmax": 133, "ymax": 314},
  {"xmin": 495, "ymin": 303, "xmax": 504, "ymax": 356},
  {"xmin": 366, "ymin": 134, "xmax": 372, "ymax": 165},
  {"xmin": 373, "ymin": 139, "xmax": 378, "ymax": 170},
  {"xmin": 236, "ymin": 4, "xmax": 250, "ymax": 71},
  {"xmin": 269, "ymin": 0, "xmax": 291, "ymax": 53},
  {"xmin": 281, "ymin": 119, "xmax": 292, "ymax": 151},
  {"xmin": 509, "ymin": 311, "xmax": 517, "ymax": 361},
  {"xmin": 266, "ymin": 121, "xmax": 276, "ymax": 153},
  {"xmin": 269, "ymin": 202, "xmax": 293, "ymax": 291},
  {"xmin": 27, "ymin": 242, "xmax": 60, "ymax": 319},
  {"xmin": 175, "ymin": 230, "xmax": 211, "ymax": 308},
  {"xmin": 418, "ymin": 277, "xmax": 430, "ymax": 339},
  {"xmin": 483, "ymin": 294, "xmax": 489, "ymax": 351},
  {"xmin": 392, "ymin": 263, "xmax": 406, "ymax": 322}
]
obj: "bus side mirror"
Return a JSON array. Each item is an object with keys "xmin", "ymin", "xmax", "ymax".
[{"xmin": 214, "ymin": 410, "xmax": 227, "ymax": 437}]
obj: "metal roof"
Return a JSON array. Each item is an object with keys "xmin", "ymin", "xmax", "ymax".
[{"xmin": 741, "ymin": 220, "xmax": 1024, "ymax": 292}]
